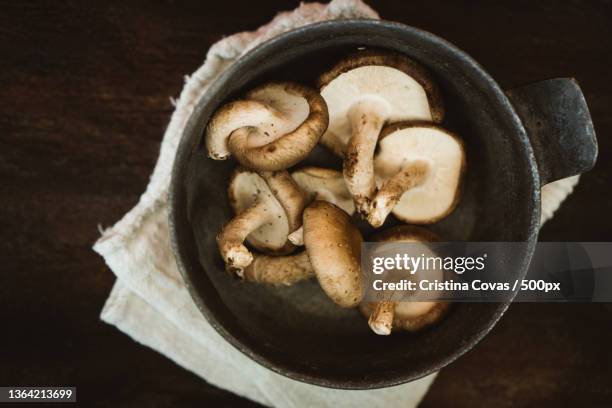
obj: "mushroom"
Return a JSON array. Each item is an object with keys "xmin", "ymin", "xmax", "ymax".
[
  {"xmin": 288, "ymin": 167, "xmax": 355, "ymax": 245},
  {"xmin": 205, "ymin": 81, "xmax": 329, "ymax": 171},
  {"xmin": 217, "ymin": 168, "xmax": 306, "ymax": 274},
  {"xmin": 318, "ymin": 50, "xmax": 444, "ymax": 214},
  {"xmin": 360, "ymin": 225, "xmax": 449, "ymax": 335},
  {"xmin": 369, "ymin": 122, "xmax": 465, "ymax": 227},
  {"xmin": 234, "ymin": 201, "xmax": 363, "ymax": 308},
  {"xmin": 302, "ymin": 201, "xmax": 363, "ymax": 308}
]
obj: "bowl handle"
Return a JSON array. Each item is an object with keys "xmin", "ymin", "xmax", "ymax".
[{"xmin": 506, "ymin": 78, "xmax": 598, "ymax": 186}]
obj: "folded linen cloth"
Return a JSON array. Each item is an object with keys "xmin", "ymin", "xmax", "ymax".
[{"xmin": 94, "ymin": 1, "xmax": 580, "ymax": 406}]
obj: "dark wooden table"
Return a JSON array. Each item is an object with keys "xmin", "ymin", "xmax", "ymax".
[{"xmin": 1, "ymin": 1, "xmax": 611, "ymax": 406}]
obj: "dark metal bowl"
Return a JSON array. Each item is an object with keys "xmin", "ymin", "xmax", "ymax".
[{"xmin": 169, "ymin": 20, "xmax": 597, "ymax": 389}]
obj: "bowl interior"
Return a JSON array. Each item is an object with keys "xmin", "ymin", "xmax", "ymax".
[{"xmin": 171, "ymin": 21, "xmax": 539, "ymax": 388}]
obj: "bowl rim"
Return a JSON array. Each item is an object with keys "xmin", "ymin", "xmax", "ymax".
[{"xmin": 169, "ymin": 18, "xmax": 541, "ymax": 389}]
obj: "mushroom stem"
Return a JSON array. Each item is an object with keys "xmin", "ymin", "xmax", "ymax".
[
  {"xmin": 288, "ymin": 227, "xmax": 304, "ymax": 246},
  {"xmin": 368, "ymin": 301, "xmax": 396, "ymax": 335},
  {"xmin": 343, "ymin": 100, "xmax": 388, "ymax": 215},
  {"xmin": 241, "ymin": 252, "xmax": 314, "ymax": 285},
  {"xmin": 260, "ymin": 170, "xmax": 306, "ymax": 216},
  {"xmin": 286, "ymin": 190, "xmax": 330, "ymax": 247},
  {"xmin": 367, "ymin": 160, "xmax": 430, "ymax": 227},
  {"xmin": 217, "ymin": 200, "xmax": 274, "ymax": 274},
  {"xmin": 206, "ymin": 100, "xmax": 274, "ymax": 160},
  {"xmin": 289, "ymin": 188, "xmax": 345, "ymax": 245}
]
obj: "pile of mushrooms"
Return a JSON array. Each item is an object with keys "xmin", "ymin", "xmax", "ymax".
[{"xmin": 205, "ymin": 50, "xmax": 465, "ymax": 335}]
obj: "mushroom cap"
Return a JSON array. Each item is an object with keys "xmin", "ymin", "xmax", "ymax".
[
  {"xmin": 318, "ymin": 50, "xmax": 444, "ymax": 157},
  {"xmin": 374, "ymin": 122, "xmax": 465, "ymax": 224},
  {"xmin": 291, "ymin": 167, "xmax": 355, "ymax": 215},
  {"xmin": 360, "ymin": 225, "xmax": 449, "ymax": 332},
  {"xmin": 206, "ymin": 81, "xmax": 328, "ymax": 170},
  {"xmin": 302, "ymin": 201, "xmax": 363, "ymax": 308},
  {"xmin": 228, "ymin": 168, "xmax": 304, "ymax": 254}
]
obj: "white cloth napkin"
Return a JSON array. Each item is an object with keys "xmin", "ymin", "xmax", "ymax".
[{"xmin": 93, "ymin": 1, "xmax": 580, "ymax": 406}]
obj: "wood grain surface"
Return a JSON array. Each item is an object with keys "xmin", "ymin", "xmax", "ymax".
[{"xmin": 1, "ymin": 1, "xmax": 611, "ymax": 406}]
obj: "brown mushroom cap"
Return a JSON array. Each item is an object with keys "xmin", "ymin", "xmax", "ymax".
[
  {"xmin": 359, "ymin": 225, "xmax": 449, "ymax": 335},
  {"xmin": 373, "ymin": 122, "xmax": 465, "ymax": 225},
  {"xmin": 205, "ymin": 81, "xmax": 328, "ymax": 171},
  {"xmin": 217, "ymin": 168, "xmax": 306, "ymax": 273},
  {"xmin": 302, "ymin": 201, "xmax": 363, "ymax": 308}
]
